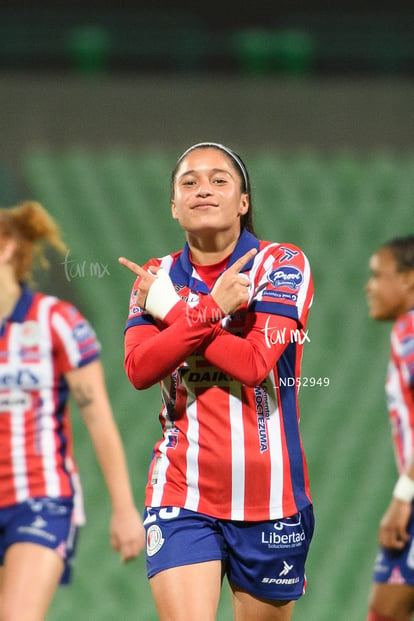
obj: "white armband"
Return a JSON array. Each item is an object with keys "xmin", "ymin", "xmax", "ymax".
[
  {"xmin": 144, "ymin": 268, "xmax": 181, "ymax": 320},
  {"xmin": 393, "ymin": 474, "xmax": 414, "ymax": 502}
]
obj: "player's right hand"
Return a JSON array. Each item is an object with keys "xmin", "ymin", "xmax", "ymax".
[
  {"xmin": 118, "ymin": 257, "xmax": 160, "ymax": 309},
  {"xmin": 211, "ymin": 248, "xmax": 257, "ymax": 315}
]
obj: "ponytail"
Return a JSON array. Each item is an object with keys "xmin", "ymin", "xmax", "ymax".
[{"xmin": 0, "ymin": 201, "xmax": 67, "ymax": 282}]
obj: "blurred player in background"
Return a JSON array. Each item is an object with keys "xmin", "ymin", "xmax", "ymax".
[
  {"xmin": 119, "ymin": 142, "xmax": 315, "ymax": 621},
  {"xmin": 365, "ymin": 235, "xmax": 414, "ymax": 621},
  {"xmin": 0, "ymin": 201, "xmax": 145, "ymax": 621}
]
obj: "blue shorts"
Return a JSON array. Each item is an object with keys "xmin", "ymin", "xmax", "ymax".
[
  {"xmin": 143, "ymin": 504, "xmax": 314, "ymax": 601},
  {"xmin": 373, "ymin": 507, "xmax": 414, "ymax": 585},
  {"xmin": 0, "ymin": 497, "xmax": 79, "ymax": 585}
]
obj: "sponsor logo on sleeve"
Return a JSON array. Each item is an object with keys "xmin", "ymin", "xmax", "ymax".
[
  {"xmin": 72, "ymin": 321, "xmax": 95, "ymax": 342},
  {"xmin": 268, "ymin": 266, "xmax": 303, "ymax": 291}
]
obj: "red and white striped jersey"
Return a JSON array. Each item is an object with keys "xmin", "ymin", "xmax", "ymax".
[
  {"xmin": 125, "ymin": 229, "xmax": 314, "ymax": 521},
  {"xmin": 386, "ymin": 309, "xmax": 414, "ymax": 473},
  {"xmin": 0, "ymin": 286, "xmax": 100, "ymax": 521}
]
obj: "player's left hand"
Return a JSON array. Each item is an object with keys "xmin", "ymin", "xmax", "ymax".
[{"xmin": 378, "ymin": 497, "xmax": 412, "ymax": 550}]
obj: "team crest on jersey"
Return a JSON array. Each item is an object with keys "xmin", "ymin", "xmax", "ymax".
[
  {"xmin": 20, "ymin": 321, "xmax": 40, "ymax": 347},
  {"xmin": 267, "ymin": 266, "xmax": 303, "ymax": 291},
  {"xmin": 146, "ymin": 524, "xmax": 165, "ymax": 556},
  {"xmin": 179, "ymin": 290, "xmax": 199, "ymax": 307}
]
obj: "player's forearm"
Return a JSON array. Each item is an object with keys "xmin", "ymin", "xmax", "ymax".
[
  {"xmin": 199, "ymin": 315, "xmax": 296, "ymax": 386},
  {"xmin": 125, "ymin": 322, "xmax": 211, "ymax": 388},
  {"xmin": 124, "ymin": 298, "xmax": 223, "ymax": 389},
  {"xmin": 67, "ymin": 361, "xmax": 137, "ymax": 511},
  {"xmin": 199, "ymin": 329, "xmax": 281, "ymax": 386},
  {"xmin": 85, "ymin": 420, "xmax": 137, "ymax": 512}
]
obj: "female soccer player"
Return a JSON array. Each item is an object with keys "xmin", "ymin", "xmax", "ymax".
[
  {"xmin": 0, "ymin": 201, "xmax": 145, "ymax": 621},
  {"xmin": 365, "ymin": 236, "xmax": 414, "ymax": 621},
  {"xmin": 119, "ymin": 142, "xmax": 315, "ymax": 621}
]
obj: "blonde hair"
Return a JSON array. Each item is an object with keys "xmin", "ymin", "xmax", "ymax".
[{"xmin": 0, "ymin": 201, "xmax": 67, "ymax": 282}]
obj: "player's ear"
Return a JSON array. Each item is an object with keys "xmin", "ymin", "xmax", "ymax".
[
  {"xmin": 0, "ymin": 239, "xmax": 16, "ymax": 264},
  {"xmin": 171, "ymin": 200, "xmax": 179, "ymax": 221},
  {"xmin": 403, "ymin": 269, "xmax": 414, "ymax": 292},
  {"xmin": 238, "ymin": 193, "xmax": 249, "ymax": 217}
]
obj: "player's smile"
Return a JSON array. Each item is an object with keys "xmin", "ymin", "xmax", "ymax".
[{"xmin": 190, "ymin": 202, "xmax": 219, "ymax": 210}]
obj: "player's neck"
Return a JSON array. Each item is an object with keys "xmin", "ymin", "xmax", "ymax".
[
  {"xmin": 186, "ymin": 232, "xmax": 239, "ymax": 266},
  {"xmin": 0, "ymin": 274, "xmax": 21, "ymax": 319}
]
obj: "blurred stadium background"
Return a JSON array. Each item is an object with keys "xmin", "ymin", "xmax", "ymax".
[{"xmin": 0, "ymin": 2, "xmax": 413, "ymax": 619}]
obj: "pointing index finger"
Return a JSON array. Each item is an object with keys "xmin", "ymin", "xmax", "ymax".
[
  {"xmin": 118, "ymin": 256, "xmax": 146, "ymax": 278},
  {"xmin": 228, "ymin": 248, "xmax": 257, "ymax": 274}
]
